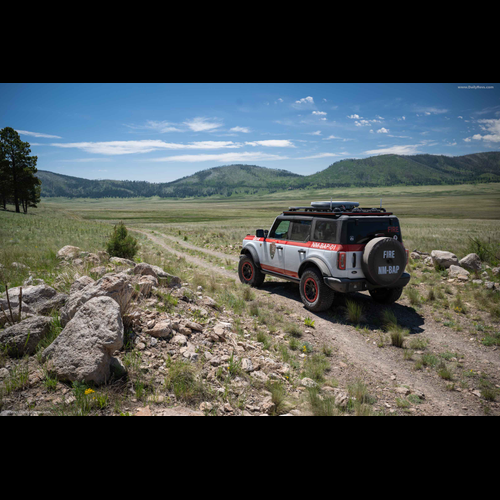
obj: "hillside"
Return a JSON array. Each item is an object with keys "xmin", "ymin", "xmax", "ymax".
[{"xmin": 37, "ymin": 151, "xmax": 500, "ymax": 199}]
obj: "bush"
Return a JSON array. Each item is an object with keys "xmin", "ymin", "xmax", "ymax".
[{"xmin": 106, "ymin": 222, "xmax": 139, "ymax": 260}]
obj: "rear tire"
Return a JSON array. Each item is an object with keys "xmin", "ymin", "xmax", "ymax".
[
  {"xmin": 369, "ymin": 287, "xmax": 403, "ymax": 304},
  {"xmin": 299, "ymin": 267, "xmax": 334, "ymax": 312},
  {"xmin": 238, "ymin": 255, "xmax": 265, "ymax": 287}
]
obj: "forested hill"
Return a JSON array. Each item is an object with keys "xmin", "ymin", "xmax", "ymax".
[{"xmin": 37, "ymin": 152, "xmax": 500, "ymax": 198}]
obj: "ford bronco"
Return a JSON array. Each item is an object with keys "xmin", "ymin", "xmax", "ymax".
[{"xmin": 238, "ymin": 201, "xmax": 410, "ymax": 312}]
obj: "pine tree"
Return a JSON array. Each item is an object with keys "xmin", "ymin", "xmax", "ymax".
[{"xmin": 0, "ymin": 127, "xmax": 40, "ymax": 213}]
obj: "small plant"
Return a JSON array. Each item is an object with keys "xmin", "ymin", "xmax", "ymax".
[
  {"xmin": 285, "ymin": 322, "xmax": 302, "ymax": 338},
  {"xmin": 106, "ymin": 221, "xmax": 139, "ymax": 260},
  {"xmin": 437, "ymin": 361, "xmax": 453, "ymax": 381},
  {"xmin": 304, "ymin": 317, "xmax": 315, "ymax": 328},
  {"xmin": 345, "ymin": 299, "xmax": 363, "ymax": 324},
  {"xmin": 406, "ymin": 287, "xmax": 421, "ymax": 306}
]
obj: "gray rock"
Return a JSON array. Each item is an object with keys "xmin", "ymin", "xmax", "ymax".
[
  {"xmin": 60, "ymin": 273, "xmax": 133, "ymax": 325},
  {"xmin": 70, "ymin": 276, "xmax": 95, "ymax": 295},
  {"xmin": 459, "ymin": 253, "xmax": 482, "ymax": 271},
  {"xmin": 133, "ymin": 263, "xmax": 158, "ymax": 279},
  {"xmin": 448, "ymin": 265, "xmax": 470, "ymax": 278},
  {"xmin": 42, "ymin": 296, "xmax": 124, "ymax": 385},
  {"xmin": 484, "ymin": 281, "xmax": 496, "ymax": 290},
  {"xmin": 431, "ymin": 250, "xmax": 459, "ymax": 269},
  {"xmin": 300, "ymin": 377, "xmax": 317, "ymax": 388},
  {"xmin": 0, "ymin": 316, "xmax": 53, "ymax": 357},
  {"xmin": 57, "ymin": 246, "xmax": 82, "ymax": 260},
  {"xmin": 110, "ymin": 257, "xmax": 136, "ymax": 267}
]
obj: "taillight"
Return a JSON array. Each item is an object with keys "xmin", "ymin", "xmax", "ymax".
[{"xmin": 338, "ymin": 252, "xmax": 346, "ymax": 270}]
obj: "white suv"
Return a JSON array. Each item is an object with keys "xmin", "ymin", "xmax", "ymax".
[{"xmin": 238, "ymin": 201, "xmax": 410, "ymax": 312}]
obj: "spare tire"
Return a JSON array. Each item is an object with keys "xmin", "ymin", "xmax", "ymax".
[{"xmin": 362, "ymin": 237, "xmax": 406, "ymax": 286}]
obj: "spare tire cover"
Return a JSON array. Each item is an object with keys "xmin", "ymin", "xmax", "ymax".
[{"xmin": 362, "ymin": 237, "xmax": 406, "ymax": 286}]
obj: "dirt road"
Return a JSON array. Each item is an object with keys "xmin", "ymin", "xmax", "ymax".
[{"xmin": 131, "ymin": 228, "xmax": 500, "ymax": 416}]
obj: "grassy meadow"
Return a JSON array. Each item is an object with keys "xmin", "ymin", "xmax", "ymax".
[{"xmin": 1, "ymin": 182, "xmax": 500, "ymax": 288}]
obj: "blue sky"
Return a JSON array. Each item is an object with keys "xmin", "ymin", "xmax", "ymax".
[{"xmin": 1, "ymin": 82, "xmax": 499, "ymax": 182}]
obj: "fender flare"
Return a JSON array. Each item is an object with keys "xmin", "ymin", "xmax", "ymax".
[
  {"xmin": 241, "ymin": 245, "xmax": 261, "ymax": 268},
  {"xmin": 298, "ymin": 257, "xmax": 332, "ymax": 278}
]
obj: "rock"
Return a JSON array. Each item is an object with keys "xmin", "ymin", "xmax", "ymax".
[
  {"xmin": 0, "ymin": 316, "xmax": 53, "ymax": 357},
  {"xmin": 148, "ymin": 320, "xmax": 172, "ymax": 338},
  {"xmin": 395, "ymin": 386, "xmax": 411, "ymax": 396},
  {"xmin": 42, "ymin": 296, "xmax": 124, "ymax": 385},
  {"xmin": 110, "ymin": 357, "xmax": 127, "ymax": 379},
  {"xmin": 149, "ymin": 265, "xmax": 181, "ymax": 287},
  {"xmin": 85, "ymin": 253, "xmax": 101, "ymax": 265},
  {"xmin": 241, "ymin": 358, "xmax": 254, "ymax": 372},
  {"xmin": 172, "ymin": 334, "xmax": 188, "ymax": 346},
  {"xmin": 410, "ymin": 252, "xmax": 421, "ymax": 260},
  {"xmin": 431, "ymin": 250, "xmax": 459, "ymax": 269},
  {"xmin": 110, "ymin": 257, "xmax": 135, "ymax": 267},
  {"xmin": 134, "ymin": 263, "xmax": 158, "ymax": 279},
  {"xmin": 448, "ymin": 265, "xmax": 470, "ymax": 279},
  {"xmin": 472, "ymin": 279, "xmax": 483, "ymax": 285},
  {"xmin": 89, "ymin": 266, "xmax": 107, "ymax": 278},
  {"xmin": 11, "ymin": 262, "xmax": 29, "ymax": 270},
  {"xmin": 57, "ymin": 246, "xmax": 82, "ymax": 260},
  {"xmin": 484, "ymin": 281, "xmax": 496, "ymax": 290},
  {"xmin": 70, "ymin": 276, "xmax": 95, "ymax": 295},
  {"xmin": 459, "ymin": 253, "xmax": 482, "ymax": 271},
  {"xmin": 424, "ymin": 256, "xmax": 433, "ymax": 266},
  {"xmin": 492, "ymin": 267, "xmax": 500, "ymax": 276},
  {"xmin": 300, "ymin": 377, "xmax": 317, "ymax": 388},
  {"xmin": 60, "ymin": 273, "xmax": 133, "ymax": 325},
  {"xmin": 0, "ymin": 284, "xmax": 66, "ymax": 318},
  {"xmin": 155, "ymin": 407, "xmax": 204, "ymax": 416},
  {"xmin": 135, "ymin": 275, "xmax": 158, "ymax": 297}
]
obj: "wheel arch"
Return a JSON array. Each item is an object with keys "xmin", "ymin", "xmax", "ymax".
[
  {"xmin": 298, "ymin": 257, "xmax": 331, "ymax": 279},
  {"xmin": 241, "ymin": 245, "xmax": 261, "ymax": 268}
]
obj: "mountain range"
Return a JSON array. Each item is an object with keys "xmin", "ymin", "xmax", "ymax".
[{"xmin": 37, "ymin": 151, "xmax": 500, "ymax": 199}]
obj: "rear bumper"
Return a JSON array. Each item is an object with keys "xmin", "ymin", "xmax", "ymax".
[{"xmin": 324, "ymin": 272, "xmax": 411, "ymax": 293}]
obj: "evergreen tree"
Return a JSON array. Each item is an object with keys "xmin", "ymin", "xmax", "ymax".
[{"xmin": 0, "ymin": 127, "xmax": 40, "ymax": 213}]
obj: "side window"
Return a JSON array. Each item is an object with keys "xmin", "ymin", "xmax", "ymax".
[
  {"xmin": 270, "ymin": 220, "xmax": 291, "ymax": 240},
  {"xmin": 289, "ymin": 220, "xmax": 312, "ymax": 242},
  {"xmin": 313, "ymin": 220, "xmax": 338, "ymax": 243}
]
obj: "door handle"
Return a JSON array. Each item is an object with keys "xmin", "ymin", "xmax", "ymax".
[
  {"xmin": 298, "ymin": 250, "xmax": 306, "ymax": 254},
  {"xmin": 276, "ymin": 246, "xmax": 284, "ymax": 250}
]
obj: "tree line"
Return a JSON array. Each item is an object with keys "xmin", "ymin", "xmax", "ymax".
[{"xmin": 0, "ymin": 127, "xmax": 41, "ymax": 213}]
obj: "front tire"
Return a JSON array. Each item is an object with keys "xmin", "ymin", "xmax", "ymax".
[
  {"xmin": 238, "ymin": 255, "xmax": 265, "ymax": 287},
  {"xmin": 369, "ymin": 287, "xmax": 403, "ymax": 304},
  {"xmin": 299, "ymin": 267, "xmax": 334, "ymax": 312}
]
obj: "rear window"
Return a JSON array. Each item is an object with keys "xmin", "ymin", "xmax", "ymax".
[
  {"xmin": 313, "ymin": 220, "xmax": 338, "ymax": 243},
  {"xmin": 346, "ymin": 219, "xmax": 401, "ymax": 244}
]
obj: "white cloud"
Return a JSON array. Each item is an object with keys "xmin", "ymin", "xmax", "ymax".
[
  {"xmin": 414, "ymin": 106, "xmax": 448, "ymax": 115},
  {"xmin": 355, "ymin": 119, "xmax": 381, "ymax": 127},
  {"xmin": 125, "ymin": 120, "xmax": 183, "ymax": 133},
  {"xmin": 323, "ymin": 135, "xmax": 341, "ymax": 140},
  {"xmin": 312, "ymin": 111, "xmax": 327, "ymax": 116},
  {"xmin": 183, "ymin": 117, "xmax": 223, "ymax": 132},
  {"xmin": 296, "ymin": 152, "xmax": 346, "ymax": 159},
  {"xmin": 229, "ymin": 126, "xmax": 251, "ymax": 133},
  {"xmin": 295, "ymin": 96, "xmax": 314, "ymax": 105},
  {"xmin": 377, "ymin": 128, "xmax": 389, "ymax": 134},
  {"xmin": 16, "ymin": 129, "xmax": 62, "ymax": 139},
  {"xmin": 306, "ymin": 131, "xmax": 322, "ymax": 136},
  {"xmin": 364, "ymin": 144, "xmax": 421, "ymax": 155},
  {"xmin": 49, "ymin": 140, "xmax": 243, "ymax": 155},
  {"xmin": 470, "ymin": 119, "xmax": 500, "ymax": 142},
  {"xmin": 148, "ymin": 152, "xmax": 289, "ymax": 163},
  {"xmin": 245, "ymin": 140, "xmax": 295, "ymax": 148},
  {"xmin": 347, "ymin": 114, "xmax": 361, "ymax": 119}
]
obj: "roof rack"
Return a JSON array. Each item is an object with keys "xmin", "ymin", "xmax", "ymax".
[{"xmin": 283, "ymin": 206, "xmax": 392, "ymax": 217}]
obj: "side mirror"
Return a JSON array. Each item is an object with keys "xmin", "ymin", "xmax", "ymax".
[{"xmin": 256, "ymin": 229, "xmax": 266, "ymax": 238}]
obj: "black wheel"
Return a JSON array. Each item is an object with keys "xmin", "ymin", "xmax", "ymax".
[
  {"xmin": 238, "ymin": 255, "xmax": 265, "ymax": 287},
  {"xmin": 369, "ymin": 287, "xmax": 403, "ymax": 304},
  {"xmin": 299, "ymin": 267, "xmax": 334, "ymax": 312}
]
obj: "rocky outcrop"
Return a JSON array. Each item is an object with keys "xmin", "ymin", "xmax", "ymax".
[
  {"xmin": 42, "ymin": 296, "xmax": 124, "ymax": 385},
  {"xmin": 56, "ymin": 246, "xmax": 82, "ymax": 260}
]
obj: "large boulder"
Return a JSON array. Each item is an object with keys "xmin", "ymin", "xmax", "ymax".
[
  {"xmin": 70, "ymin": 275, "xmax": 95, "ymax": 295},
  {"xmin": 60, "ymin": 273, "xmax": 133, "ymax": 325},
  {"xmin": 459, "ymin": 253, "xmax": 482, "ymax": 271},
  {"xmin": 57, "ymin": 246, "xmax": 82, "ymax": 260},
  {"xmin": 42, "ymin": 296, "xmax": 124, "ymax": 385},
  {"xmin": 431, "ymin": 250, "xmax": 459, "ymax": 269},
  {"xmin": 448, "ymin": 265, "xmax": 470, "ymax": 279},
  {"xmin": 0, "ymin": 316, "xmax": 53, "ymax": 357}
]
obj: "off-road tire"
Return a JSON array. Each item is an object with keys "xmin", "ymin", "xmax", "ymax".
[
  {"xmin": 369, "ymin": 286, "xmax": 403, "ymax": 304},
  {"xmin": 299, "ymin": 267, "xmax": 335, "ymax": 312},
  {"xmin": 238, "ymin": 255, "xmax": 265, "ymax": 287}
]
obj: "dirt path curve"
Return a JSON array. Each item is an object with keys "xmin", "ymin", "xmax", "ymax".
[{"xmin": 132, "ymin": 227, "xmax": 499, "ymax": 416}]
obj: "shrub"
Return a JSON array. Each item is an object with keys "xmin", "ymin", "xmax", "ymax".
[
  {"xmin": 106, "ymin": 222, "xmax": 139, "ymax": 260},
  {"xmin": 345, "ymin": 299, "xmax": 363, "ymax": 324}
]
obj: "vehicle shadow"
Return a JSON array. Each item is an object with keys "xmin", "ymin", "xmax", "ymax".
[{"xmin": 260, "ymin": 281, "xmax": 425, "ymax": 334}]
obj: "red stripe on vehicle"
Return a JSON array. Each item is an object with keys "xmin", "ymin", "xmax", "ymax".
[{"xmin": 261, "ymin": 264, "xmax": 299, "ymax": 278}]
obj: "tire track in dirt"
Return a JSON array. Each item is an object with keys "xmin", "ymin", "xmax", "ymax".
[{"xmin": 132, "ymin": 227, "xmax": 499, "ymax": 416}]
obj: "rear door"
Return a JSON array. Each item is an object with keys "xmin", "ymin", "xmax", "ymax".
[{"xmin": 284, "ymin": 220, "xmax": 312, "ymax": 278}]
